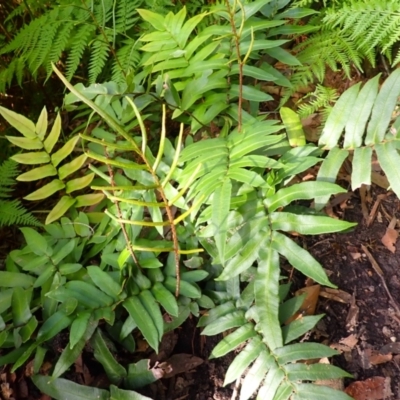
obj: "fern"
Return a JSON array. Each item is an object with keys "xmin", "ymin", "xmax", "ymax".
[
  {"xmin": 0, "ymin": 159, "xmax": 41, "ymax": 227},
  {"xmin": 323, "ymin": 0, "xmax": 400, "ymax": 66},
  {"xmin": 0, "ymin": 0, "xmax": 144, "ymax": 90},
  {"xmin": 297, "ymin": 84, "xmax": 339, "ymax": 119}
]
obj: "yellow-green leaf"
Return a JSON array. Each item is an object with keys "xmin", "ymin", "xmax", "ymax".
[
  {"xmin": 17, "ymin": 164, "xmax": 57, "ymax": 182},
  {"xmin": 65, "ymin": 173, "xmax": 95, "ymax": 194},
  {"xmin": 11, "ymin": 151, "xmax": 50, "ymax": 165},
  {"xmin": 6, "ymin": 136, "xmax": 43, "ymax": 150},
  {"xmin": 75, "ymin": 193, "xmax": 104, "ymax": 207},
  {"xmin": 51, "ymin": 136, "xmax": 80, "ymax": 167},
  {"xmin": 58, "ymin": 154, "xmax": 87, "ymax": 180},
  {"xmin": 46, "ymin": 196, "xmax": 76, "ymax": 224},
  {"xmin": 44, "ymin": 113, "xmax": 61, "ymax": 153},
  {"xmin": 36, "ymin": 107, "xmax": 48, "ymax": 140},
  {"xmin": 24, "ymin": 179, "xmax": 65, "ymax": 201},
  {"xmin": 0, "ymin": 106, "xmax": 36, "ymax": 138}
]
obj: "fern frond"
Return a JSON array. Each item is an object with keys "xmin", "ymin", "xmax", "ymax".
[
  {"xmin": 65, "ymin": 24, "xmax": 97, "ymax": 81},
  {"xmin": 0, "ymin": 160, "xmax": 40, "ymax": 227},
  {"xmin": 89, "ymin": 36, "xmax": 111, "ymax": 84},
  {"xmin": 0, "ymin": 159, "xmax": 19, "ymax": 198},
  {"xmin": 297, "ymin": 84, "xmax": 339, "ymax": 119},
  {"xmin": 45, "ymin": 22, "xmax": 74, "ymax": 78},
  {"xmin": 0, "ymin": 199, "xmax": 41, "ymax": 227},
  {"xmin": 323, "ymin": 0, "xmax": 400, "ymax": 66},
  {"xmin": 111, "ymin": 39, "xmax": 140, "ymax": 84},
  {"xmin": 114, "ymin": 0, "xmax": 142, "ymax": 33}
]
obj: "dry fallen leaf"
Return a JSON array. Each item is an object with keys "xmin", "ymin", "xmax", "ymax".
[
  {"xmin": 381, "ymin": 217, "xmax": 398, "ymax": 253},
  {"xmin": 286, "ymin": 285, "xmax": 320, "ymax": 324},
  {"xmin": 345, "ymin": 377, "xmax": 392, "ymax": 400},
  {"xmin": 339, "ymin": 334, "xmax": 358, "ymax": 349}
]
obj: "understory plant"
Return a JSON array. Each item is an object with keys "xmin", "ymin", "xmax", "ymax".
[{"xmin": 2, "ymin": 0, "xmax": 400, "ymax": 399}]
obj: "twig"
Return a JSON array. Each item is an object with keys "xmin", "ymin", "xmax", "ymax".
[{"xmin": 361, "ymin": 244, "xmax": 400, "ymax": 317}]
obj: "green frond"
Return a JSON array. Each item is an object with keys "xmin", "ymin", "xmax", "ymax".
[
  {"xmin": 0, "ymin": 159, "xmax": 19, "ymax": 197},
  {"xmin": 111, "ymin": 39, "xmax": 141, "ymax": 84},
  {"xmin": 114, "ymin": 0, "xmax": 142, "ymax": 33},
  {"xmin": 0, "ymin": 199, "xmax": 41, "ymax": 227},
  {"xmin": 297, "ymin": 84, "xmax": 338, "ymax": 119},
  {"xmin": 45, "ymin": 22, "xmax": 75, "ymax": 78},
  {"xmin": 65, "ymin": 24, "xmax": 97, "ymax": 81},
  {"xmin": 0, "ymin": 160, "xmax": 40, "ymax": 226},
  {"xmin": 323, "ymin": 0, "xmax": 400, "ymax": 66},
  {"xmin": 89, "ymin": 36, "xmax": 111, "ymax": 84}
]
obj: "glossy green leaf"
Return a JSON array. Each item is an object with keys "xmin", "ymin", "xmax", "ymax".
[
  {"xmin": 123, "ymin": 296, "xmax": 159, "ymax": 352},
  {"xmin": 109, "ymin": 385, "xmax": 153, "ymax": 400},
  {"xmin": 151, "ymin": 282, "xmax": 179, "ymax": 317},
  {"xmin": 319, "ymin": 83, "xmax": 361, "ymax": 148},
  {"xmin": 283, "ymin": 315, "xmax": 324, "ymax": 344},
  {"xmin": 32, "ymin": 375, "xmax": 109, "ymax": 400},
  {"xmin": 178, "ymin": 12, "xmax": 206, "ymax": 48},
  {"xmin": 198, "ymin": 301, "xmax": 236, "ymax": 327},
  {"xmin": 44, "ymin": 113, "xmax": 61, "ymax": 153},
  {"xmin": 24, "ymin": 179, "xmax": 65, "ymax": 201},
  {"xmin": 366, "ymin": 68, "xmax": 400, "ymax": 145},
  {"xmin": 51, "ymin": 136, "xmax": 80, "ymax": 167},
  {"xmin": 202, "ymin": 310, "xmax": 246, "ymax": 336},
  {"xmin": 275, "ymin": 342, "xmax": 338, "ymax": 364},
  {"xmin": 17, "ymin": 164, "xmax": 57, "ymax": 181},
  {"xmin": 66, "ymin": 281, "xmax": 114, "ymax": 308},
  {"xmin": 59, "ymin": 263, "xmax": 82, "ymax": 275},
  {"xmin": 51, "ymin": 239, "xmax": 76, "ymax": 265},
  {"xmin": 69, "ymin": 312, "xmax": 91, "ymax": 349},
  {"xmin": 256, "ymin": 364, "xmax": 284, "ymax": 400},
  {"xmin": 344, "ymin": 74, "xmax": 380, "ymax": 149},
  {"xmin": 12, "ymin": 342, "xmax": 37, "ymax": 372},
  {"xmin": 0, "ymin": 106, "xmax": 36, "ymax": 138},
  {"xmin": 239, "ymin": 351, "xmax": 274, "ymax": 400},
  {"xmin": 270, "ymin": 212, "xmax": 356, "ymax": 235},
  {"xmin": 285, "ymin": 363, "xmax": 351, "ymax": 381},
  {"xmin": 272, "ymin": 231, "xmax": 334, "ymax": 287},
  {"xmin": 11, "ymin": 151, "xmax": 50, "ymax": 165},
  {"xmin": 212, "ymin": 179, "xmax": 231, "ymax": 266},
  {"xmin": 33, "ymin": 266, "xmax": 55, "ymax": 288},
  {"xmin": 375, "ymin": 141, "xmax": 400, "ymax": 199},
  {"xmin": 75, "ymin": 193, "xmax": 104, "ymax": 207},
  {"xmin": 351, "ymin": 146, "xmax": 372, "ymax": 190},
  {"xmin": 293, "ymin": 383, "xmax": 354, "ymax": 400},
  {"xmin": 280, "ymin": 107, "xmax": 306, "ymax": 147},
  {"xmin": 272, "ymin": 381, "xmax": 293, "ymax": 400},
  {"xmin": 227, "ymin": 168, "xmax": 265, "ymax": 186},
  {"xmin": 35, "ymin": 107, "xmax": 48, "ymax": 140},
  {"xmin": 137, "ymin": 9, "xmax": 166, "ymax": 31},
  {"xmin": 20, "ymin": 227, "xmax": 49, "ymax": 256},
  {"xmin": 210, "ymin": 323, "xmax": 257, "ymax": 359},
  {"xmin": 37, "ymin": 311, "xmax": 72, "ymax": 343},
  {"xmin": 230, "ymin": 85, "xmax": 273, "ymax": 102},
  {"xmin": 6, "ymin": 136, "xmax": 43, "ymax": 150},
  {"xmin": 255, "ymin": 247, "xmax": 282, "ymax": 350},
  {"xmin": 33, "ymin": 346, "xmax": 47, "ymax": 374},
  {"xmin": 92, "ymin": 328, "xmax": 127, "ymax": 384},
  {"xmin": 58, "ymin": 154, "xmax": 87, "ymax": 180},
  {"xmin": 224, "ymin": 337, "xmax": 263, "ymax": 385},
  {"xmin": 265, "ymin": 181, "xmax": 346, "ymax": 212},
  {"xmin": 217, "ymin": 226, "xmax": 268, "ymax": 281},
  {"xmin": 65, "ymin": 173, "xmax": 95, "ymax": 194},
  {"xmin": 315, "ymin": 147, "xmax": 349, "ymax": 210},
  {"xmin": 87, "ymin": 266, "xmax": 122, "ymax": 300},
  {"xmin": 139, "ymin": 290, "xmax": 164, "ymax": 341},
  {"xmin": 163, "ymin": 276, "xmax": 201, "ymax": 298},
  {"xmin": 46, "ymin": 196, "xmax": 76, "ymax": 225},
  {"xmin": 0, "ymin": 271, "xmax": 34, "ymax": 288},
  {"xmin": 12, "ymin": 287, "xmax": 32, "ymax": 327}
]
